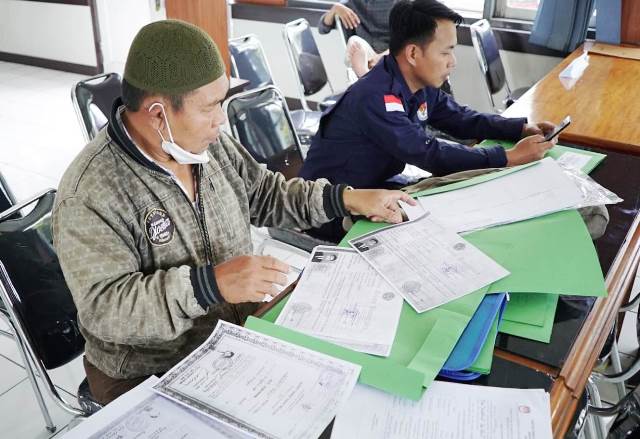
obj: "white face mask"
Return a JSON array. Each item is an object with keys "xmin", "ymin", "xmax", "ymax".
[{"xmin": 149, "ymin": 102, "xmax": 209, "ymax": 165}]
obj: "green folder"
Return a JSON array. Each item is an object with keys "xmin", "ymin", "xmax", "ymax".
[
  {"xmin": 346, "ymin": 210, "xmax": 606, "ymax": 297},
  {"xmin": 499, "ymin": 294, "xmax": 559, "ymax": 343},
  {"xmin": 477, "ymin": 140, "xmax": 606, "ymax": 174}
]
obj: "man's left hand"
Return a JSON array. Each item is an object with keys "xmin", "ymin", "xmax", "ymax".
[
  {"xmin": 522, "ymin": 121, "xmax": 556, "ymax": 138},
  {"xmin": 343, "ymin": 189, "xmax": 417, "ymax": 224}
]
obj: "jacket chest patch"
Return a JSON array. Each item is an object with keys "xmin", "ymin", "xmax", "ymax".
[{"xmin": 144, "ymin": 208, "xmax": 175, "ymax": 246}]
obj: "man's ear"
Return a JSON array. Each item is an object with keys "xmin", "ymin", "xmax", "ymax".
[
  {"xmin": 403, "ymin": 44, "xmax": 418, "ymax": 67},
  {"xmin": 144, "ymin": 97, "xmax": 166, "ymax": 132}
]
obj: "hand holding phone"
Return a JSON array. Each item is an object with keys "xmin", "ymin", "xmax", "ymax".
[{"xmin": 542, "ymin": 116, "xmax": 571, "ymax": 142}]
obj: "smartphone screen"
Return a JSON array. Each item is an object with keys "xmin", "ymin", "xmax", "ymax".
[{"xmin": 544, "ymin": 116, "xmax": 572, "ymax": 142}]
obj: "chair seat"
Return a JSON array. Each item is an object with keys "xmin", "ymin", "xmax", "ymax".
[
  {"xmin": 318, "ymin": 93, "xmax": 343, "ymax": 112},
  {"xmin": 506, "ymin": 87, "xmax": 529, "ymax": 108},
  {"xmin": 290, "ymin": 109, "xmax": 321, "ymax": 136}
]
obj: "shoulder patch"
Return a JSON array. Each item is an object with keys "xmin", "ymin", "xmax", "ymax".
[
  {"xmin": 384, "ymin": 95, "xmax": 405, "ymax": 113},
  {"xmin": 144, "ymin": 208, "xmax": 175, "ymax": 246}
]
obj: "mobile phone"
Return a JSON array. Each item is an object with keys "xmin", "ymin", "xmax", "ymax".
[{"xmin": 543, "ymin": 116, "xmax": 572, "ymax": 142}]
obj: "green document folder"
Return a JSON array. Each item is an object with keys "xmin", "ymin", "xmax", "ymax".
[
  {"xmin": 499, "ymin": 293, "xmax": 560, "ymax": 343},
  {"xmin": 477, "ymin": 140, "xmax": 606, "ymax": 174}
]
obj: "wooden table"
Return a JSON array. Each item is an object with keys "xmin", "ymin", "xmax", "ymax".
[{"xmin": 502, "ymin": 44, "xmax": 640, "ymax": 154}]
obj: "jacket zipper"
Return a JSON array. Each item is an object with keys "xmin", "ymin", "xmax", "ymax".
[{"xmin": 187, "ymin": 166, "xmax": 242, "ymax": 324}]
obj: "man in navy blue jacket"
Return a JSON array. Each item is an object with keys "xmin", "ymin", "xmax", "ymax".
[{"xmin": 300, "ymin": 0, "xmax": 557, "ymax": 189}]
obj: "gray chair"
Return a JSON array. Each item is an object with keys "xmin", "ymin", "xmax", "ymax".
[
  {"xmin": 469, "ymin": 19, "xmax": 529, "ymax": 113},
  {"xmin": 228, "ymin": 34, "xmax": 321, "ymax": 147},
  {"xmin": 71, "ymin": 72, "xmax": 122, "ymax": 141},
  {"xmin": 283, "ymin": 19, "xmax": 344, "ymax": 113},
  {"xmin": 0, "ymin": 190, "xmax": 101, "ymax": 433}
]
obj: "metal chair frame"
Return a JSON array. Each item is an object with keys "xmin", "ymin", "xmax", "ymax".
[
  {"xmin": 0, "ymin": 190, "xmax": 88, "ymax": 433},
  {"xmin": 469, "ymin": 19, "xmax": 514, "ymax": 113},
  {"xmin": 70, "ymin": 72, "xmax": 121, "ymax": 142},
  {"xmin": 222, "ymin": 84, "xmax": 304, "ymax": 161},
  {"xmin": 228, "ymin": 34, "xmax": 275, "ymax": 89},
  {"xmin": 282, "ymin": 18, "xmax": 336, "ymax": 112}
]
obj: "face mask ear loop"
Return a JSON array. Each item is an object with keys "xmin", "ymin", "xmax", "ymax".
[{"xmin": 149, "ymin": 102, "xmax": 175, "ymax": 143}]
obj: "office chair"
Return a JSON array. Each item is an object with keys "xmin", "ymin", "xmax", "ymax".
[
  {"xmin": 0, "ymin": 190, "xmax": 101, "ymax": 433},
  {"xmin": 228, "ymin": 34, "xmax": 321, "ymax": 147},
  {"xmin": 283, "ymin": 19, "xmax": 344, "ymax": 112},
  {"xmin": 469, "ymin": 19, "xmax": 529, "ymax": 113},
  {"xmin": 223, "ymin": 85, "xmax": 306, "ymax": 179},
  {"xmin": 223, "ymin": 85, "xmax": 335, "ymax": 251},
  {"xmin": 71, "ymin": 72, "xmax": 122, "ymax": 142}
]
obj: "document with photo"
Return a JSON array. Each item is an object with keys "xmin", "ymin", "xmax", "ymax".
[
  {"xmin": 276, "ymin": 246, "xmax": 403, "ymax": 357},
  {"xmin": 61, "ymin": 377, "xmax": 247, "ymax": 439},
  {"xmin": 153, "ymin": 321, "xmax": 361, "ymax": 439},
  {"xmin": 332, "ymin": 382, "xmax": 553, "ymax": 439},
  {"xmin": 349, "ymin": 214, "xmax": 509, "ymax": 313}
]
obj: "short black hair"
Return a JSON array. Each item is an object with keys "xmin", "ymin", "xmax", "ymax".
[
  {"xmin": 121, "ymin": 78, "xmax": 190, "ymax": 112},
  {"xmin": 389, "ymin": 0, "xmax": 463, "ymax": 56}
]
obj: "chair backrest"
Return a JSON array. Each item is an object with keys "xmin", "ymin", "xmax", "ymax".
[
  {"xmin": 469, "ymin": 19, "xmax": 508, "ymax": 95},
  {"xmin": 228, "ymin": 34, "xmax": 274, "ymax": 89},
  {"xmin": 223, "ymin": 85, "xmax": 304, "ymax": 180},
  {"xmin": 0, "ymin": 170, "xmax": 18, "ymax": 221},
  {"xmin": 0, "ymin": 190, "xmax": 85, "ymax": 371},
  {"xmin": 71, "ymin": 72, "xmax": 122, "ymax": 142},
  {"xmin": 283, "ymin": 19, "xmax": 331, "ymax": 98}
]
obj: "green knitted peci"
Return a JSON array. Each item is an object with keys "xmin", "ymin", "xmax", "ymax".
[{"xmin": 124, "ymin": 19, "xmax": 224, "ymax": 95}]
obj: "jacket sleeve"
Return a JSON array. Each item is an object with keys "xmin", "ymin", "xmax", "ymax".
[
  {"xmin": 220, "ymin": 134, "xmax": 347, "ymax": 229},
  {"xmin": 427, "ymin": 89, "xmax": 527, "ymax": 141},
  {"xmin": 359, "ymin": 91, "xmax": 508, "ymax": 176},
  {"xmin": 52, "ymin": 195, "xmax": 209, "ymax": 346}
]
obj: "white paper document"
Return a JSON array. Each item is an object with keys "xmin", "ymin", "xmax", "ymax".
[
  {"xmin": 255, "ymin": 237, "xmax": 309, "ymax": 301},
  {"xmin": 332, "ymin": 382, "xmax": 553, "ymax": 439},
  {"xmin": 417, "ymin": 158, "xmax": 584, "ymax": 234},
  {"xmin": 275, "ymin": 246, "xmax": 403, "ymax": 356},
  {"xmin": 348, "ymin": 214, "xmax": 509, "ymax": 313},
  {"xmin": 556, "ymin": 151, "xmax": 593, "ymax": 172},
  {"xmin": 61, "ymin": 377, "xmax": 247, "ymax": 439},
  {"xmin": 153, "ymin": 321, "xmax": 361, "ymax": 439}
]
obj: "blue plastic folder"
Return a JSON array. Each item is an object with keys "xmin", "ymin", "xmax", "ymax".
[{"xmin": 439, "ymin": 293, "xmax": 507, "ymax": 381}]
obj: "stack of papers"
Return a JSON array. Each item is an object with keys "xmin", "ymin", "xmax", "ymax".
[
  {"xmin": 332, "ymin": 382, "xmax": 553, "ymax": 439},
  {"xmin": 415, "ymin": 158, "xmax": 584, "ymax": 234},
  {"xmin": 86, "ymin": 321, "xmax": 361, "ymax": 439},
  {"xmin": 276, "ymin": 246, "xmax": 403, "ymax": 356},
  {"xmin": 61, "ymin": 376, "xmax": 247, "ymax": 439}
]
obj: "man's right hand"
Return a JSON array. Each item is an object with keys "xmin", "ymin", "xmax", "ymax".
[
  {"xmin": 325, "ymin": 3, "xmax": 361, "ymax": 29},
  {"xmin": 214, "ymin": 256, "xmax": 290, "ymax": 303},
  {"xmin": 505, "ymin": 134, "xmax": 557, "ymax": 166}
]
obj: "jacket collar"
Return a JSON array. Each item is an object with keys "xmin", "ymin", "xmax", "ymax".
[
  {"xmin": 107, "ymin": 97, "xmax": 170, "ymax": 176},
  {"xmin": 384, "ymin": 55, "xmax": 427, "ymax": 105}
]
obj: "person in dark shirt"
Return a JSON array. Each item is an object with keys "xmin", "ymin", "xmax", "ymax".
[
  {"xmin": 318, "ymin": 0, "xmax": 396, "ymax": 77},
  {"xmin": 301, "ymin": 0, "xmax": 556, "ymax": 190}
]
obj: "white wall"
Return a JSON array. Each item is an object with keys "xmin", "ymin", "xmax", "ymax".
[
  {"xmin": 96, "ymin": 0, "xmax": 166, "ymax": 74},
  {"xmin": 0, "ymin": 0, "xmax": 97, "ymax": 66},
  {"xmin": 232, "ymin": 18, "xmax": 562, "ymax": 113}
]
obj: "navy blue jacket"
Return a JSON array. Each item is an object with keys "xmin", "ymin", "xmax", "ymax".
[{"xmin": 299, "ymin": 55, "xmax": 527, "ymax": 188}]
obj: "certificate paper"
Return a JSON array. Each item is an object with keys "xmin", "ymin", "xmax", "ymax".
[
  {"xmin": 61, "ymin": 377, "xmax": 247, "ymax": 439},
  {"xmin": 349, "ymin": 214, "xmax": 509, "ymax": 313},
  {"xmin": 332, "ymin": 382, "xmax": 553, "ymax": 439},
  {"xmin": 276, "ymin": 246, "xmax": 403, "ymax": 356},
  {"xmin": 153, "ymin": 321, "xmax": 361, "ymax": 439}
]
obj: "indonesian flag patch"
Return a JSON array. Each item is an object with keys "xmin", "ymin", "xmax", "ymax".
[{"xmin": 384, "ymin": 95, "xmax": 405, "ymax": 112}]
